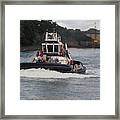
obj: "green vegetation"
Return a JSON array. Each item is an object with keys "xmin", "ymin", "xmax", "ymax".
[{"xmin": 20, "ymin": 20, "xmax": 100, "ymax": 51}]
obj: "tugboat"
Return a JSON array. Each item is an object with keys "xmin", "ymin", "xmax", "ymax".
[{"xmin": 20, "ymin": 31, "xmax": 86, "ymax": 74}]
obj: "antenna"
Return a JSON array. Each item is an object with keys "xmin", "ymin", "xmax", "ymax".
[{"xmin": 95, "ymin": 22, "xmax": 96, "ymax": 29}]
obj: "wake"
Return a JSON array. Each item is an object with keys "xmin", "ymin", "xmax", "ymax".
[{"xmin": 20, "ymin": 68, "xmax": 99, "ymax": 79}]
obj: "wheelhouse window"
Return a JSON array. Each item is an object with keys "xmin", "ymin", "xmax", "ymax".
[
  {"xmin": 54, "ymin": 45, "xmax": 58, "ymax": 52},
  {"xmin": 47, "ymin": 45, "xmax": 53, "ymax": 52}
]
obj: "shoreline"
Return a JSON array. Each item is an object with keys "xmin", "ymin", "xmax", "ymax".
[{"xmin": 21, "ymin": 46, "xmax": 100, "ymax": 52}]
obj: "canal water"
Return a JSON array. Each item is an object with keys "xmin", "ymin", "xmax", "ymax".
[{"xmin": 20, "ymin": 48, "xmax": 100, "ymax": 100}]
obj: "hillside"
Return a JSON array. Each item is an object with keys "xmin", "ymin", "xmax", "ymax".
[{"xmin": 20, "ymin": 20, "xmax": 100, "ymax": 51}]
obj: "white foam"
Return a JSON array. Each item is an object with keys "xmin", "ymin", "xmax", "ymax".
[{"xmin": 20, "ymin": 68, "xmax": 98, "ymax": 79}]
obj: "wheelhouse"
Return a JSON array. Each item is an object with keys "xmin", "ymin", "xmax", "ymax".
[
  {"xmin": 42, "ymin": 32, "xmax": 63, "ymax": 56},
  {"xmin": 42, "ymin": 43, "xmax": 63, "ymax": 53}
]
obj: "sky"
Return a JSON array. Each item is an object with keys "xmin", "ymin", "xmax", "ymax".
[{"xmin": 54, "ymin": 20, "xmax": 100, "ymax": 31}]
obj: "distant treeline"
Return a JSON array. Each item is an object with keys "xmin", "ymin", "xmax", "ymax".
[{"xmin": 20, "ymin": 20, "xmax": 100, "ymax": 50}]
